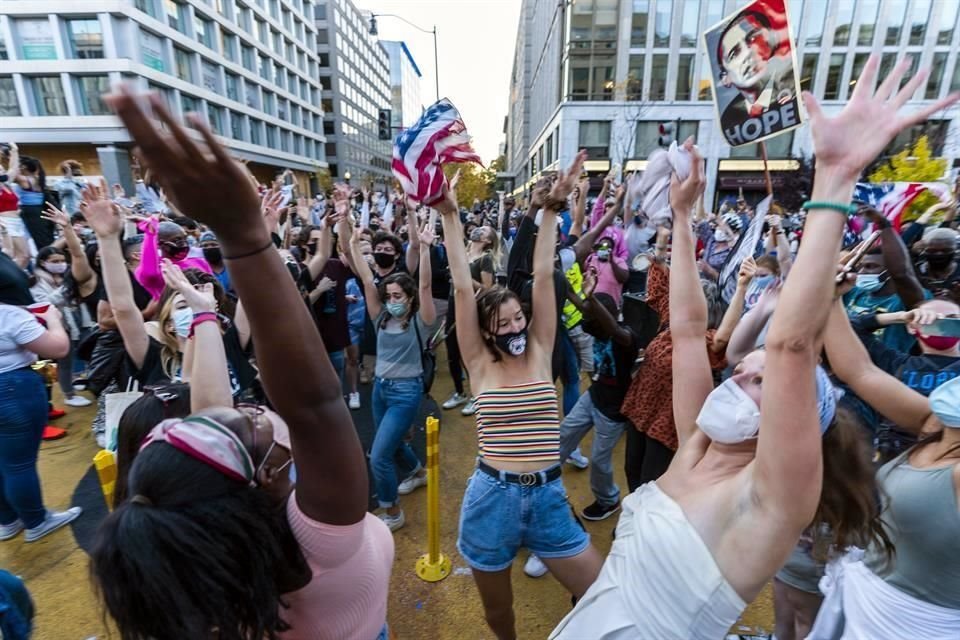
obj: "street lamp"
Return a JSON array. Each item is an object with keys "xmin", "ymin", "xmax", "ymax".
[
  {"xmin": 369, "ymin": 13, "xmax": 439, "ymax": 103},
  {"xmin": 344, "ymin": 170, "xmax": 352, "ymax": 184}
]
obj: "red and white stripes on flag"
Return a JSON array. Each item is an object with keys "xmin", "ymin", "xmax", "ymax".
[
  {"xmin": 392, "ymin": 98, "xmax": 482, "ymax": 206},
  {"xmin": 854, "ymin": 182, "xmax": 954, "ymax": 230}
]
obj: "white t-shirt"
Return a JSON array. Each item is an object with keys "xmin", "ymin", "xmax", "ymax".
[{"xmin": 0, "ymin": 305, "xmax": 45, "ymax": 374}]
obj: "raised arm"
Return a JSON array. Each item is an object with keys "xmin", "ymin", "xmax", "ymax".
[
  {"xmin": 711, "ymin": 257, "xmax": 753, "ymax": 355},
  {"xmin": 43, "ymin": 203, "xmax": 98, "ymax": 296},
  {"xmin": 107, "ymin": 87, "xmax": 368, "ymax": 525},
  {"xmin": 667, "ymin": 142, "xmax": 711, "ymax": 449},
  {"xmin": 343, "ymin": 204, "xmax": 382, "ymax": 321},
  {"xmin": 305, "ymin": 217, "xmax": 334, "ymax": 281},
  {"xmin": 133, "ymin": 216, "xmax": 165, "ymax": 300},
  {"xmin": 81, "ymin": 184, "xmax": 150, "ymax": 369},
  {"xmin": 753, "ymin": 55, "xmax": 960, "ymax": 518},
  {"xmin": 581, "ymin": 267, "xmax": 632, "ymax": 346},
  {"xmin": 572, "ymin": 183, "xmax": 623, "ymax": 264},
  {"xmin": 416, "ymin": 220, "xmax": 435, "ymax": 326},
  {"xmin": 405, "ymin": 210, "xmax": 421, "ymax": 275},
  {"xmin": 726, "ymin": 287, "xmax": 778, "ymax": 364},
  {"xmin": 865, "ymin": 207, "xmax": 926, "ymax": 309}
]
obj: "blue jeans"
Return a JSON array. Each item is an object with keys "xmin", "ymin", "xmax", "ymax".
[
  {"xmin": 371, "ymin": 376, "xmax": 424, "ymax": 508},
  {"xmin": 558, "ymin": 391, "xmax": 626, "ymax": 507},
  {"xmin": 0, "ymin": 368, "xmax": 49, "ymax": 528},
  {"xmin": 559, "ymin": 328, "xmax": 581, "ymax": 415},
  {"xmin": 328, "ymin": 349, "xmax": 345, "ymax": 389}
]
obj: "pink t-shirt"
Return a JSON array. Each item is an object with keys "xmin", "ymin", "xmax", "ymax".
[
  {"xmin": 280, "ymin": 493, "xmax": 394, "ymax": 640},
  {"xmin": 585, "ymin": 253, "xmax": 628, "ymax": 307}
]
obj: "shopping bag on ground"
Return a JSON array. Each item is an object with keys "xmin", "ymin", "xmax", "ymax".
[{"xmin": 104, "ymin": 379, "xmax": 142, "ymax": 452}]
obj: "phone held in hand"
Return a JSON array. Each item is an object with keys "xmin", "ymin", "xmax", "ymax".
[{"xmin": 919, "ymin": 318, "xmax": 960, "ymax": 338}]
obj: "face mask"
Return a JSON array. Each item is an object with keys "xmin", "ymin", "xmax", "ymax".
[
  {"xmin": 494, "ymin": 328, "xmax": 528, "ymax": 357},
  {"xmin": 44, "ymin": 262, "xmax": 68, "ymax": 274},
  {"xmin": 202, "ymin": 247, "xmax": 222, "ymax": 264},
  {"xmin": 917, "ymin": 333, "xmax": 960, "ymax": 351},
  {"xmin": 633, "ymin": 215, "xmax": 643, "ymax": 227},
  {"xmin": 469, "ymin": 228, "xmax": 485, "ymax": 243},
  {"xmin": 369, "ymin": 224, "xmax": 381, "ymax": 232},
  {"xmin": 0, "ymin": 174, "xmax": 7, "ymax": 183},
  {"xmin": 752, "ymin": 274, "xmax": 776, "ymax": 290},
  {"xmin": 925, "ymin": 253, "xmax": 955, "ymax": 270},
  {"xmin": 856, "ymin": 272, "xmax": 887, "ymax": 293},
  {"xmin": 695, "ymin": 378, "xmax": 761, "ymax": 444},
  {"xmin": 385, "ymin": 301, "xmax": 408, "ymax": 318},
  {"xmin": 305, "ymin": 242, "xmax": 318, "ymax": 255},
  {"xmin": 596, "ymin": 248, "xmax": 611, "ymax": 261},
  {"xmin": 172, "ymin": 307, "xmax": 193, "ymax": 339},
  {"xmin": 186, "ymin": 236, "xmax": 197, "ymax": 247},
  {"xmin": 163, "ymin": 243, "xmax": 189, "ymax": 261},
  {"xmin": 714, "ymin": 229, "xmax": 731, "ymax": 243},
  {"xmin": 373, "ymin": 252, "xmax": 396, "ymax": 269}
]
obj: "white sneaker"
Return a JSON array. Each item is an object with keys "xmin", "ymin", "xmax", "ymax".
[
  {"xmin": 72, "ymin": 383, "xmax": 87, "ymax": 392},
  {"xmin": 348, "ymin": 392, "xmax": 361, "ymax": 410},
  {"xmin": 566, "ymin": 447, "xmax": 589, "ymax": 469},
  {"xmin": 461, "ymin": 398, "xmax": 478, "ymax": 416},
  {"xmin": 65, "ymin": 395, "xmax": 92, "ymax": 407},
  {"xmin": 378, "ymin": 510, "xmax": 405, "ymax": 532},
  {"xmin": 0, "ymin": 519, "xmax": 23, "ymax": 541},
  {"xmin": 24, "ymin": 507, "xmax": 82, "ymax": 542},
  {"xmin": 398, "ymin": 473, "xmax": 427, "ymax": 495},
  {"xmin": 442, "ymin": 392, "xmax": 468, "ymax": 410},
  {"xmin": 524, "ymin": 553, "xmax": 549, "ymax": 578}
]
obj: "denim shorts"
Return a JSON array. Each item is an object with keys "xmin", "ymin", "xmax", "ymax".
[{"xmin": 456, "ymin": 463, "xmax": 590, "ymax": 572}]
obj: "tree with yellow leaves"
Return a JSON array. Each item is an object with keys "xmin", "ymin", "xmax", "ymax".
[
  {"xmin": 442, "ymin": 162, "xmax": 493, "ymax": 206},
  {"xmin": 868, "ymin": 135, "xmax": 949, "ymax": 222}
]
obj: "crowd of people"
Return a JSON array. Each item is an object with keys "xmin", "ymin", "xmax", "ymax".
[{"xmin": 0, "ymin": 54, "xmax": 959, "ymax": 640}]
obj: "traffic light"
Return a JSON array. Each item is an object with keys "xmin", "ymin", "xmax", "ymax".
[
  {"xmin": 377, "ymin": 109, "xmax": 392, "ymax": 141},
  {"xmin": 658, "ymin": 121, "xmax": 675, "ymax": 147}
]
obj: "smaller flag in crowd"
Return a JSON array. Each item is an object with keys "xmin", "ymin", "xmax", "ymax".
[
  {"xmin": 392, "ymin": 98, "xmax": 483, "ymax": 206},
  {"xmin": 719, "ymin": 195, "xmax": 772, "ymax": 305},
  {"xmin": 853, "ymin": 181, "xmax": 953, "ymax": 230}
]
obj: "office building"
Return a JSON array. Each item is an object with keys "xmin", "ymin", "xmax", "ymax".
[
  {"xmin": 504, "ymin": 0, "xmax": 960, "ymax": 206},
  {"xmin": 380, "ymin": 40, "xmax": 423, "ymax": 130},
  {"xmin": 0, "ymin": 0, "xmax": 327, "ymax": 190},
  {"xmin": 315, "ymin": 0, "xmax": 392, "ymax": 187}
]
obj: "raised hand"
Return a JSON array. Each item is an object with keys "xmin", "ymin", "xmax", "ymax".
[
  {"xmin": 314, "ymin": 276, "xmax": 337, "ymax": 294},
  {"xmin": 583, "ymin": 266, "xmax": 599, "ymax": 299},
  {"xmin": 418, "ymin": 220, "xmax": 436, "ymax": 246},
  {"xmin": 669, "ymin": 138, "xmax": 705, "ymax": 217},
  {"xmin": 804, "ymin": 54, "xmax": 960, "ymax": 180},
  {"xmin": 42, "ymin": 203, "xmax": 70, "ymax": 228},
  {"xmin": 261, "ymin": 189, "xmax": 284, "ymax": 232},
  {"xmin": 738, "ymin": 256, "xmax": 758, "ymax": 287},
  {"xmin": 161, "ymin": 259, "xmax": 216, "ymax": 313},
  {"xmin": 547, "ymin": 150, "xmax": 588, "ymax": 206},
  {"xmin": 80, "ymin": 181, "xmax": 124, "ymax": 238}
]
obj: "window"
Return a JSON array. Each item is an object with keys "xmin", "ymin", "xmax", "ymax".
[
  {"xmin": 317, "ymin": 29, "xmax": 328, "ymax": 45},
  {"xmin": 31, "ymin": 76, "xmax": 67, "ymax": 116},
  {"xmin": 567, "ymin": 57, "xmax": 590, "ymax": 100},
  {"xmin": 857, "ymin": 0, "xmax": 880, "ymax": 45},
  {"xmin": 730, "ymin": 131, "xmax": 794, "ymax": 158},
  {"xmin": 926, "ymin": 52, "xmax": 948, "ymax": 99},
  {"xmin": 0, "ymin": 31, "xmax": 7, "ymax": 60},
  {"xmin": 627, "ymin": 54, "xmax": 644, "ymax": 99},
  {"xmin": 257, "ymin": 19, "xmax": 268, "ymax": 43},
  {"xmin": 239, "ymin": 4, "xmax": 252, "ymax": 32},
  {"xmin": 241, "ymin": 45, "xmax": 255, "ymax": 71},
  {"xmin": 259, "ymin": 54, "xmax": 270, "ymax": 80},
  {"xmin": 283, "ymin": 9, "xmax": 292, "ymax": 31},
  {"xmin": 75, "ymin": 75, "xmax": 110, "ymax": 115},
  {"xmin": 801, "ymin": 0, "xmax": 827, "ymax": 46},
  {"xmin": 165, "ymin": 0, "xmax": 188, "ymax": 32},
  {"xmin": 578, "ymin": 120, "xmax": 610, "ymax": 159},
  {"xmin": 266, "ymin": 124, "xmax": 278, "ymax": 147},
  {"xmin": 277, "ymin": 98, "xmax": 287, "ymax": 121},
  {"xmin": 676, "ymin": 54, "xmax": 694, "ymax": 100},
  {"xmin": 590, "ymin": 55, "xmax": 615, "ymax": 100},
  {"xmin": 269, "ymin": 0, "xmax": 279, "ymax": 20},
  {"xmin": 174, "ymin": 47, "xmax": 193, "ymax": 82},
  {"xmin": 319, "ymin": 75, "xmax": 332, "ymax": 91},
  {"xmin": 909, "ymin": 0, "xmax": 931, "ymax": 45},
  {"xmin": 952, "ymin": 53, "xmax": 960, "ymax": 93},
  {"xmin": 280, "ymin": 130, "xmax": 289, "ymax": 152},
  {"xmin": 264, "ymin": 90, "xmax": 275, "ymax": 114},
  {"xmin": 245, "ymin": 82, "xmax": 259, "ymax": 108},
  {"xmin": 272, "ymin": 30, "xmax": 282, "ymax": 53},
  {"xmin": 17, "ymin": 19, "xmax": 56, "ymax": 60},
  {"xmin": 650, "ymin": 54, "xmax": 667, "ymax": 100},
  {"xmin": 135, "ymin": 0, "xmax": 162, "ymax": 19},
  {"xmin": 67, "ymin": 19, "xmax": 104, "ymax": 59},
  {"xmin": 0, "ymin": 77, "xmax": 20, "ymax": 116},
  {"xmin": 217, "ymin": 0, "xmax": 233, "ymax": 21},
  {"xmin": 939, "ymin": 0, "xmax": 960, "ymax": 44},
  {"xmin": 824, "ymin": 54, "xmax": 845, "ymax": 99},
  {"xmin": 635, "ymin": 121, "xmax": 699, "ymax": 158},
  {"xmin": 220, "ymin": 32, "xmax": 237, "ymax": 61},
  {"xmin": 886, "ymin": 0, "xmax": 908, "ymax": 45},
  {"xmin": 230, "ymin": 111, "xmax": 244, "ymax": 139},
  {"xmin": 679, "ymin": 0, "xmax": 699, "ymax": 47},
  {"xmin": 314, "ymin": 4, "xmax": 326, "ymax": 20},
  {"xmin": 226, "ymin": 72, "xmax": 239, "ymax": 101},
  {"xmin": 250, "ymin": 119, "xmax": 262, "ymax": 145},
  {"xmin": 195, "ymin": 16, "xmax": 214, "ymax": 49},
  {"xmin": 206, "ymin": 104, "xmax": 223, "ymax": 134},
  {"xmin": 879, "ymin": 53, "xmax": 898, "ymax": 88},
  {"xmin": 654, "ymin": 0, "xmax": 672, "ymax": 47},
  {"xmin": 201, "ymin": 60, "xmax": 220, "ymax": 92},
  {"xmin": 850, "ymin": 53, "xmax": 869, "ymax": 91},
  {"xmin": 833, "ymin": 1, "xmax": 852, "ymax": 46},
  {"xmin": 181, "ymin": 94, "xmax": 199, "ymax": 115}
]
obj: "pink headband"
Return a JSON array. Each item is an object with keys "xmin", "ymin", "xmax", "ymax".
[{"xmin": 140, "ymin": 416, "xmax": 256, "ymax": 485}]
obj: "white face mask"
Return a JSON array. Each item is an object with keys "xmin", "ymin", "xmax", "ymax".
[
  {"xmin": 695, "ymin": 377, "xmax": 761, "ymax": 444},
  {"xmin": 44, "ymin": 262, "xmax": 68, "ymax": 274},
  {"xmin": 172, "ymin": 307, "xmax": 193, "ymax": 339}
]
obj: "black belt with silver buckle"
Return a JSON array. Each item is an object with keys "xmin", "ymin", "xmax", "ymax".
[{"xmin": 477, "ymin": 459, "xmax": 562, "ymax": 487}]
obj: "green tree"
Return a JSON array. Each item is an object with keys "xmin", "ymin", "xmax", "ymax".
[
  {"xmin": 443, "ymin": 162, "xmax": 492, "ymax": 206},
  {"xmin": 314, "ymin": 167, "xmax": 333, "ymax": 194},
  {"xmin": 868, "ymin": 135, "xmax": 948, "ymax": 221}
]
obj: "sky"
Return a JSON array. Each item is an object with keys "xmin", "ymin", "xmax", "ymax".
[{"xmin": 351, "ymin": 0, "xmax": 522, "ymax": 164}]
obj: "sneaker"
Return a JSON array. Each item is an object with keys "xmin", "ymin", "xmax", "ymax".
[
  {"xmin": 524, "ymin": 553, "xmax": 549, "ymax": 578},
  {"xmin": 348, "ymin": 392, "xmax": 361, "ymax": 410},
  {"xmin": 24, "ymin": 507, "xmax": 82, "ymax": 542},
  {"xmin": 581, "ymin": 500, "xmax": 621, "ymax": 521},
  {"xmin": 442, "ymin": 392, "xmax": 468, "ymax": 410},
  {"xmin": 95, "ymin": 432, "xmax": 107, "ymax": 449},
  {"xmin": 72, "ymin": 383, "xmax": 87, "ymax": 392},
  {"xmin": 42, "ymin": 426, "xmax": 67, "ymax": 441},
  {"xmin": 48, "ymin": 408, "xmax": 66, "ymax": 420},
  {"xmin": 0, "ymin": 520, "xmax": 23, "ymax": 541},
  {"xmin": 378, "ymin": 510, "xmax": 405, "ymax": 532},
  {"xmin": 398, "ymin": 473, "xmax": 427, "ymax": 495},
  {"xmin": 565, "ymin": 447, "xmax": 589, "ymax": 470},
  {"xmin": 461, "ymin": 398, "xmax": 478, "ymax": 416},
  {"xmin": 64, "ymin": 395, "xmax": 92, "ymax": 408}
]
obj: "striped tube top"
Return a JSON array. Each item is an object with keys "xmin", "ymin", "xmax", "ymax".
[{"xmin": 474, "ymin": 381, "xmax": 560, "ymax": 462}]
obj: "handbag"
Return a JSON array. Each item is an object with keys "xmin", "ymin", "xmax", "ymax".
[
  {"xmin": 413, "ymin": 320, "xmax": 436, "ymax": 396},
  {"xmin": 104, "ymin": 378, "xmax": 142, "ymax": 452}
]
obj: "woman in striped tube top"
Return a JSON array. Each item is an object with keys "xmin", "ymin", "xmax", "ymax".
[{"xmin": 435, "ymin": 150, "xmax": 602, "ymax": 640}]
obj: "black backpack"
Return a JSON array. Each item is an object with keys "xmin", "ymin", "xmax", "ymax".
[{"xmin": 413, "ymin": 320, "xmax": 437, "ymax": 396}]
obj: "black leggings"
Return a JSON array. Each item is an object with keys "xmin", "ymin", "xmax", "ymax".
[
  {"xmin": 446, "ymin": 298, "xmax": 464, "ymax": 395},
  {"xmin": 20, "ymin": 204, "xmax": 54, "ymax": 249},
  {"xmin": 624, "ymin": 427, "xmax": 674, "ymax": 493}
]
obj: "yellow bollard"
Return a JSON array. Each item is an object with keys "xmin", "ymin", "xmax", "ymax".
[
  {"xmin": 415, "ymin": 416, "xmax": 450, "ymax": 582},
  {"xmin": 94, "ymin": 449, "xmax": 118, "ymax": 510}
]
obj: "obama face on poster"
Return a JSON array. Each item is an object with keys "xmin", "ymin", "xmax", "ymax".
[{"xmin": 704, "ymin": 0, "xmax": 802, "ymax": 147}]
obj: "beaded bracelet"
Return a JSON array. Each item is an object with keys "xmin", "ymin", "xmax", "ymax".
[
  {"xmin": 222, "ymin": 238, "xmax": 275, "ymax": 260},
  {"xmin": 801, "ymin": 201, "xmax": 858, "ymax": 216},
  {"xmin": 188, "ymin": 312, "xmax": 219, "ymax": 339}
]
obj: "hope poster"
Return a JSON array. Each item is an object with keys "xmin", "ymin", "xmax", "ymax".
[{"xmin": 703, "ymin": 0, "xmax": 803, "ymax": 147}]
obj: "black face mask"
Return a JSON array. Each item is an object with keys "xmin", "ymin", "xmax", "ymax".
[
  {"xmin": 369, "ymin": 224, "xmax": 381, "ymax": 232},
  {"xmin": 926, "ymin": 253, "xmax": 955, "ymax": 270},
  {"xmin": 162, "ymin": 243, "xmax": 189, "ymax": 261},
  {"xmin": 306, "ymin": 242, "xmax": 318, "ymax": 255},
  {"xmin": 373, "ymin": 252, "xmax": 396, "ymax": 269},
  {"xmin": 202, "ymin": 247, "xmax": 222, "ymax": 264},
  {"xmin": 494, "ymin": 328, "xmax": 528, "ymax": 357}
]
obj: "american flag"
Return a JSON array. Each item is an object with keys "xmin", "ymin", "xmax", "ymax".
[
  {"xmin": 853, "ymin": 182, "xmax": 952, "ymax": 230},
  {"xmin": 392, "ymin": 98, "xmax": 482, "ymax": 206}
]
